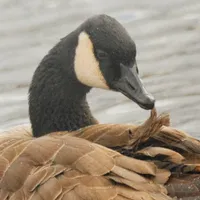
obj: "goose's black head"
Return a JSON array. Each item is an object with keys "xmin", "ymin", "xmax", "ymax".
[
  {"xmin": 29, "ymin": 14, "xmax": 155, "ymax": 137},
  {"xmin": 74, "ymin": 14, "xmax": 155, "ymax": 109}
]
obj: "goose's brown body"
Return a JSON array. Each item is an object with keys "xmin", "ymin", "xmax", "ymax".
[{"xmin": 1, "ymin": 110, "xmax": 200, "ymax": 200}]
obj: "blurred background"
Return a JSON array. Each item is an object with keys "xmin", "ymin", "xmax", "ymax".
[{"xmin": 0, "ymin": 0, "xmax": 200, "ymax": 137}]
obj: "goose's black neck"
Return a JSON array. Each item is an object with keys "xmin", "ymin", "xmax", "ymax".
[{"xmin": 29, "ymin": 31, "xmax": 97, "ymax": 137}]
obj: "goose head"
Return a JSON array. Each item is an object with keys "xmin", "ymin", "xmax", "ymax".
[
  {"xmin": 29, "ymin": 14, "xmax": 155, "ymax": 137},
  {"xmin": 74, "ymin": 15, "xmax": 155, "ymax": 109}
]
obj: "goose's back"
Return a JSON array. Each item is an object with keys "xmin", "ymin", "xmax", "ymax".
[
  {"xmin": 0, "ymin": 124, "xmax": 170, "ymax": 200},
  {"xmin": 1, "ymin": 110, "xmax": 200, "ymax": 200}
]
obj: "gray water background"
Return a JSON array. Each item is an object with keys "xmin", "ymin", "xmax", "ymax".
[{"xmin": 0, "ymin": 0, "xmax": 200, "ymax": 137}]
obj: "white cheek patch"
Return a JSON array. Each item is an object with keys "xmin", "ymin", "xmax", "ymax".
[{"xmin": 74, "ymin": 32, "xmax": 109, "ymax": 89}]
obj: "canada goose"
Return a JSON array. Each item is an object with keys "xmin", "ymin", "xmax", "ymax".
[{"xmin": 1, "ymin": 14, "xmax": 200, "ymax": 200}]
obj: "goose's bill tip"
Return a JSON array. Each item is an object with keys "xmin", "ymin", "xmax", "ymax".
[{"xmin": 137, "ymin": 95, "xmax": 155, "ymax": 110}]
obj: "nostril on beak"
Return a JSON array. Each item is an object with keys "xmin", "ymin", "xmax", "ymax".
[{"xmin": 127, "ymin": 79, "xmax": 136, "ymax": 91}]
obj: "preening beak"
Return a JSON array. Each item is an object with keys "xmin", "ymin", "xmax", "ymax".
[{"xmin": 112, "ymin": 63, "xmax": 155, "ymax": 110}]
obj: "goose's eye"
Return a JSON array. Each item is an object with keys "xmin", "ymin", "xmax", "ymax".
[{"xmin": 96, "ymin": 49, "xmax": 108, "ymax": 60}]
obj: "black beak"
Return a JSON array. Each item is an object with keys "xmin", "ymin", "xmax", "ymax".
[{"xmin": 112, "ymin": 63, "xmax": 155, "ymax": 110}]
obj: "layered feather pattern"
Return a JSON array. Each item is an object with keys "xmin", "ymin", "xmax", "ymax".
[{"xmin": 1, "ymin": 109, "xmax": 200, "ymax": 199}]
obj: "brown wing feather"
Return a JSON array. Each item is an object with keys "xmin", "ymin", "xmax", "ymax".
[
  {"xmin": 1, "ymin": 108, "xmax": 200, "ymax": 199},
  {"xmin": 0, "ymin": 127, "xmax": 169, "ymax": 200},
  {"xmin": 69, "ymin": 108, "xmax": 200, "ymax": 199}
]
